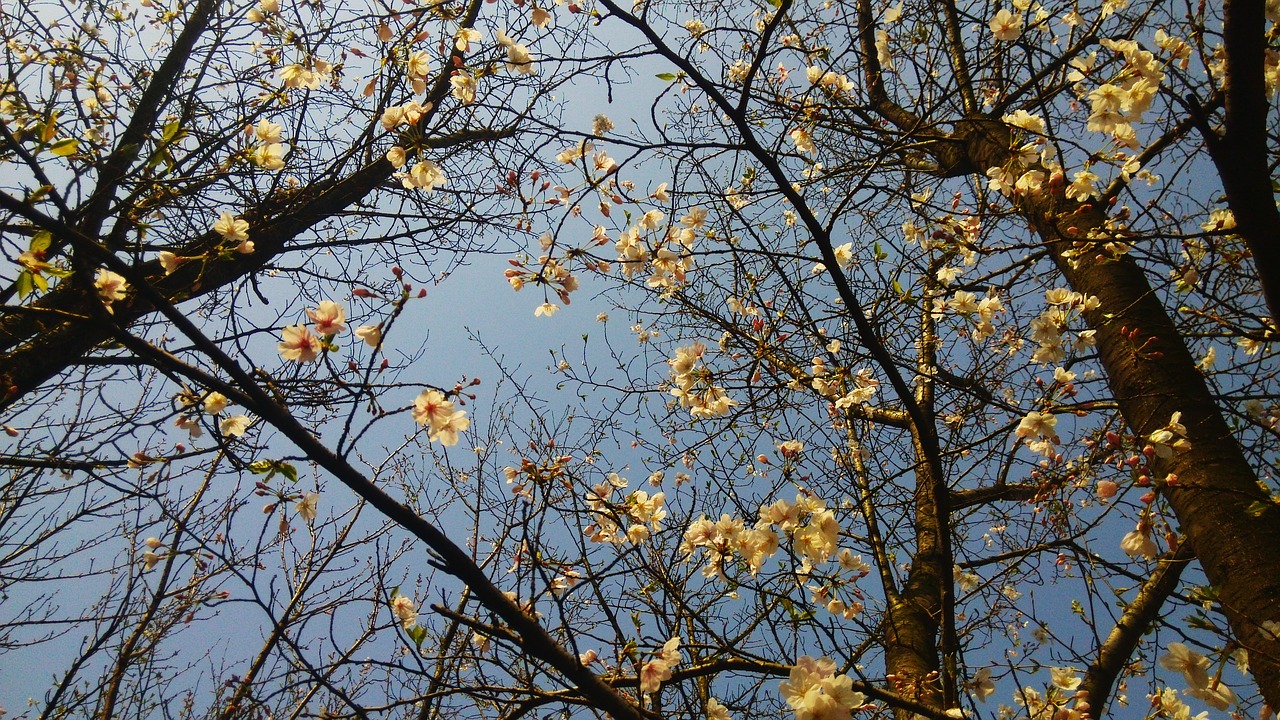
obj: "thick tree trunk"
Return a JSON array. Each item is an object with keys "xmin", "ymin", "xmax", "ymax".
[
  {"xmin": 955, "ymin": 118, "xmax": 1280, "ymax": 707},
  {"xmin": 1032, "ymin": 203, "xmax": 1280, "ymax": 708}
]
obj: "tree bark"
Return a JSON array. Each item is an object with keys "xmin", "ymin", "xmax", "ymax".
[{"xmin": 925, "ymin": 113, "xmax": 1280, "ymax": 706}]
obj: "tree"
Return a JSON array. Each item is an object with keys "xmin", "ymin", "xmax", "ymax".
[
  {"xmin": 2, "ymin": 0, "xmax": 1279, "ymax": 719},
  {"xmin": 510, "ymin": 0, "xmax": 1280, "ymax": 716},
  {"xmin": 0, "ymin": 1, "xmax": 643, "ymax": 719}
]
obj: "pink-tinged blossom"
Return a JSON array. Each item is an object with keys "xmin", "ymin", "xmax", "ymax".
[
  {"xmin": 175, "ymin": 415, "xmax": 203, "ymax": 439},
  {"xmin": 95, "ymin": 269, "xmax": 128, "ymax": 311},
  {"xmin": 306, "ymin": 300, "xmax": 346, "ymax": 336},
  {"xmin": 390, "ymin": 595, "xmax": 417, "ymax": 629},
  {"xmin": 989, "ymin": 8, "xmax": 1022, "ymax": 41},
  {"xmin": 413, "ymin": 390, "xmax": 454, "ymax": 428},
  {"xmin": 639, "ymin": 659, "xmax": 669, "ymax": 694},
  {"xmin": 158, "ymin": 251, "xmax": 183, "ymax": 275},
  {"xmin": 412, "ymin": 389, "xmax": 470, "ymax": 446},
  {"xmin": 278, "ymin": 325, "xmax": 322, "ymax": 363},
  {"xmin": 638, "ymin": 636, "xmax": 681, "ymax": 694}
]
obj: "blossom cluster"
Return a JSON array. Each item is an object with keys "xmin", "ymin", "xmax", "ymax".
[
  {"xmin": 1159, "ymin": 643, "xmax": 1236, "ymax": 710},
  {"xmin": 277, "ymin": 58, "xmax": 332, "ymax": 91},
  {"xmin": 250, "ymin": 119, "xmax": 286, "ymax": 171},
  {"xmin": 778, "ymin": 656, "xmax": 865, "ymax": 720},
  {"xmin": 1027, "ymin": 288, "xmax": 1099, "ymax": 365},
  {"xmin": 504, "ymin": 240, "xmax": 581, "ymax": 315},
  {"xmin": 412, "ymin": 389, "xmax": 470, "ymax": 446},
  {"xmin": 667, "ymin": 342, "xmax": 739, "ymax": 419},
  {"xmin": 582, "ymin": 473, "xmax": 667, "ymax": 545},
  {"xmin": 639, "ymin": 636, "xmax": 681, "ymax": 694},
  {"xmin": 173, "ymin": 387, "xmax": 253, "ymax": 440},
  {"xmin": 1076, "ymin": 37, "xmax": 1176, "ymax": 149},
  {"xmin": 681, "ymin": 492, "xmax": 843, "ymax": 580},
  {"xmin": 935, "ymin": 289, "xmax": 1006, "ymax": 342},
  {"xmin": 213, "ymin": 211, "xmax": 255, "ymax": 255}
]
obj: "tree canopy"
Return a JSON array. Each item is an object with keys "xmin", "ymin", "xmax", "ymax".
[{"xmin": 1, "ymin": 0, "xmax": 1278, "ymax": 719}]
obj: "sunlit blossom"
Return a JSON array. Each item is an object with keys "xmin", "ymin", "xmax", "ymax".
[
  {"xmin": 278, "ymin": 325, "xmax": 322, "ymax": 363},
  {"xmin": 94, "ymin": 269, "xmax": 128, "ymax": 311},
  {"xmin": 295, "ymin": 492, "xmax": 318, "ymax": 523},
  {"xmin": 390, "ymin": 595, "xmax": 417, "ymax": 629},
  {"xmin": 306, "ymin": 300, "xmax": 346, "ymax": 336}
]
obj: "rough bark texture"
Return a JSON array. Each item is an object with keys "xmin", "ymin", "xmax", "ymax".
[
  {"xmin": 946, "ymin": 117, "xmax": 1280, "ymax": 708},
  {"xmin": 1208, "ymin": 0, "xmax": 1280, "ymax": 321},
  {"xmin": 1079, "ymin": 545, "xmax": 1195, "ymax": 716},
  {"xmin": 0, "ymin": 161, "xmax": 390, "ymax": 411},
  {"xmin": 1037, "ymin": 206, "xmax": 1280, "ymax": 707}
]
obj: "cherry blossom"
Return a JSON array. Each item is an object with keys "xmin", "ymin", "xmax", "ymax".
[
  {"xmin": 412, "ymin": 389, "xmax": 470, "ymax": 446},
  {"xmin": 390, "ymin": 595, "xmax": 417, "ymax": 629},
  {"xmin": 355, "ymin": 325, "xmax": 382, "ymax": 348},
  {"xmin": 202, "ymin": 392, "xmax": 228, "ymax": 415},
  {"xmin": 295, "ymin": 493, "xmax": 318, "ymax": 523},
  {"xmin": 94, "ymin": 269, "xmax": 128, "ymax": 311},
  {"xmin": 219, "ymin": 415, "xmax": 251, "ymax": 437},
  {"xmin": 989, "ymin": 9, "xmax": 1023, "ymax": 41},
  {"xmin": 278, "ymin": 325, "xmax": 322, "ymax": 363},
  {"xmin": 779, "ymin": 656, "xmax": 865, "ymax": 720},
  {"xmin": 306, "ymin": 300, "xmax": 346, "ymax": 336},
  {"xmin": 212, "ymin": 212, "xmax": 249, "ymax": 244}
]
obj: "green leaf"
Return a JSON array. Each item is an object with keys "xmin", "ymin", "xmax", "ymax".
[
  {"xmin": 407, "ymin": 625, "xmax": 428, "ymax": 648},
  {"xmin": 161, "ymin": 119, "xmax": 182, "ymax": 143},
  {"xmin": 32, "ymin": 273, "xmax": 47, "ymax": 292},
  {"xmin": 30, "ymin": 231, "xmax": 52, "ymax": 253},
  {"xmin": 655, "ymin": 72, "xmax": 677, "ymax": 81},
  {"xmin": 765, "ymin": 0, "xmax": 782, "ymax": 7},
  {"xmin": 248, "ymin": 459, "xmax": 298, "ymax": 483},
  {"xmin": 1246, "ymin": 500, "xmax": 1274, "ymax": 518},
  {"xmin": 15, "ymin": 271, "xmax": 33, "ymax": 298},
  {"xmin": 49, "ymin": 138, "xmax": 78, "ymax": 157}
]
